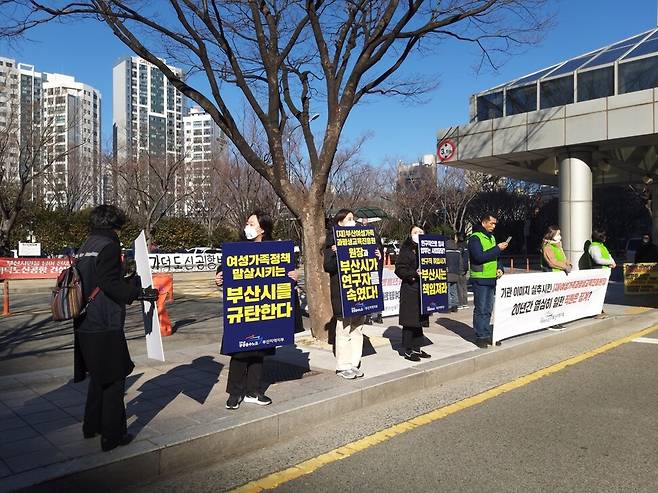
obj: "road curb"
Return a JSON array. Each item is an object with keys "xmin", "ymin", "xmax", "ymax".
[{"xmin": 6, "ymin": 310, "xmax": 658, "ymax": 492}]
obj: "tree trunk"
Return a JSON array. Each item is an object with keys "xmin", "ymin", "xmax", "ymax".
[{"xmin": 300, "ymin": 205, "xmax": 332, "ymax": 341}]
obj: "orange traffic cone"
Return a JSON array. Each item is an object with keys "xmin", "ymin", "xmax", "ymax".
[{"xmin": 152, "ymin": 274, "xmax": 174, "ymax": 336}]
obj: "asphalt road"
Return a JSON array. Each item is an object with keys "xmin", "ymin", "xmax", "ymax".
[
  {"xmin": 0, "ymin": 292, "xmax": 225, "ymax": 375},
  {"xmin": 123, "ymin": 324, "xmax": 658, "ymax": 493}
]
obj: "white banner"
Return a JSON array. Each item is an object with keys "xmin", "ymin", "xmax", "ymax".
[
  {"xmin": 148, "ymin": 253, "xmax": 222, "ymax": 273},
  {"xmin": 135, "ymin": 231, "xmax": 165, "ymax": 361},
  {"xmin": 382, "ymin": 267, "xmax": 401, "ymax": 317},
  {"xmin": 18, "ymin": 242, "xmax": 41, "ymax": 257},
  {"xmin": 493, "ymin": 269, "xmax": 610, "ymax": 344}
]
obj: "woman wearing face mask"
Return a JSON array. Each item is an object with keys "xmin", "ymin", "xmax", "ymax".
[
  {"xmin": 541, "ymin": 225, "xmax": 572, "ymax": 273},
  {"xmin": 324, "ymin": 209, "xmax": 381, "ymax": 379},
  {"xmin": 395, "ymin": 225, "xmax": 431, "ymax": 361},
  {"xmin": 215, "ymin": 211, "xmax": 299, "ymax": 409}
]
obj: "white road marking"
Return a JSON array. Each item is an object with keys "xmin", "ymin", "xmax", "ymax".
[{"xmin": 632, "ymin": 337, "xmax": 658, "ymax": 345}]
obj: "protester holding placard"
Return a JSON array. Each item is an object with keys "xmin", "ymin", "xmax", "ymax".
[
  {"xmin": 395, "ymin": 226, "xmax": 431, "ymax": 361},
  {"xmin": 468, "ymin": 212, "xmax": 508, "ymax": 348},
  {"xmin": 73, "ymin": 205, "xmax": 159, "ymax": 452},
  {"xmin": 215, "ymin": 211, "xmax": 299, "ymax": 410},
  {"xmin": 541, "ymin": 225, "xmax": 572, "ymax": 273},
  {"xmin": 587, "ymin": 228, "xmax": 616, "ymax": 269},
  {"xmin": 360, "ymin": 217, "xmax": 384, "ymax": 325},
  {"xmin": 324, "ymin": 209, "xmax": 381, "ymax": 379}
]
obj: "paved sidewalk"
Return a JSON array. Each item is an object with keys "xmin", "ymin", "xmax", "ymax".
[{"xmin": 0, "ymin": 295, "xmax": 656, "ymax": 492}]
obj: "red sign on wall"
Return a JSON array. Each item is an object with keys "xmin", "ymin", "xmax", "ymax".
[
  {"xmin": 0, "ymin": 258, "xmax": 69, "ymax": 279},
  {"xmin": 437, "ymin": 139, "xmax": 457, "ymax": 163}
]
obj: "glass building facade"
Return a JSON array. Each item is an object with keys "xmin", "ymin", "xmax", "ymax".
[{"xmin": 473, "ymin": 28, "xmax": 658, "ymax": 122}]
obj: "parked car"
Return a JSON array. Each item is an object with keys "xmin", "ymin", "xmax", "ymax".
[
  {"xmin": 383, "ymin": 241, "xmax": 400, "ymax": 264},
  {"xmin": 383, "ymin": 240, "xmax": 400, "ymax": 255},
  {"xmin": 624, "ymin": 237, "xmax": 643, "ymax": 263},
  {"xmin": 187, "ymin": 247, "xmax": 222, "ymax": 255}
]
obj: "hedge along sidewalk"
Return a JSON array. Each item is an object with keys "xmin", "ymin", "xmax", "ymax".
[{"xmin": 1, "ymin": 305, "xmax": 657, "ymax": 493}]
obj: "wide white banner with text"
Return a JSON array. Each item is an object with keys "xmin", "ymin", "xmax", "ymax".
[
  {"xmin": 493, "ymin": 269, "xmax": 611, "ymax": 344},
  {"xmin": 149, "ymin": 253, "xmax": 222, "ymax": 273}
]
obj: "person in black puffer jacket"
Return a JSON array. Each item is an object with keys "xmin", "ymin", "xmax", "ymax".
[
  {"xmin": 394, "ymin": 225, "xmax": 432, "ymax": 362},
  {"xmin": 74, "ymin": 205, "xmax": 158, "ymax": 452}
]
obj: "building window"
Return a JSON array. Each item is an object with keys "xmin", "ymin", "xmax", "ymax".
[
  {"xmin": 539, "ymin": 75, "xmax": 574, "ymax": 109},
  {"xmin": 506, "ymin": 85, "xmax": 537, "ymax": 115},
  {"xmin": 577, "ymin": 66, "xmax": 614, "ymax": 102},
  {"xmin": 540, "ymin": 75, "xmax": 574, "ymax": 109},
  {"xmin": 476, "ymin": 91, "xmax": 503, "ymax": 121},
  {"xmin": 618, "ymin": 56, "xmax": 658, "ymax": 94}
]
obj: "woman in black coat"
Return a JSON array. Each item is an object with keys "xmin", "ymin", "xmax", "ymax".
[
  {"xmin": 395, "ymin": 225, "xmax": 431, "ymax": 361},
  {"xmin": 74, "ymin": 205, "xmax": 158, "ymax": 452},
  {"xmin": 215, "ymin": 211, "xmax": 299, "ymax": 410}
]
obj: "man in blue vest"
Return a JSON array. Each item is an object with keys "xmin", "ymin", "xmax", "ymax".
[{"xmin": 468, "ymin": 212, "xmax": 508, "ymax": 348}]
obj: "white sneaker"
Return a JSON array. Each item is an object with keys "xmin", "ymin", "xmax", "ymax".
[
  {"xmin": 337, "ymin": 369, "xmax": 356, "ymax": 379},
  {"xmin": 243, "ymin": 393, "xmax": 272, "ymax": 405},
  {"xmin": 351, "ymin": 367, "xmax": 364, "ymax": 378}
]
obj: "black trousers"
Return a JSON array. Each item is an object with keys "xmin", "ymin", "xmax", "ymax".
[
  {"xmin": 401, "ymin": 326, "xmax": 424, "ymax": 351},
  {"xmin": 457, "ymin": 274, "xmax": 468, "ymax": 306},
  {"xmin": 226, "ymin": 355, "xmax": 264, "ymax": 396},
  {"xmin": 83, "ymin": 377, "xmax": 127, "ymax": 441}
]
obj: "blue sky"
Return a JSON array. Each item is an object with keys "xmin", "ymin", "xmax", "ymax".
[{"xmin": 2, "ymin": 0, "xmax": 657, "ymax": 166}]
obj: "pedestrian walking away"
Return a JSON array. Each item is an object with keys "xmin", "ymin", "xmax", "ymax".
[
  {"xmin": 468, "ymin": 212, "xmax": 508, "ymax": 348},
  {"xmin": 73, "ymin": 205, "xmax": 159, "ymax": 452},
  {"xmin": 215, "ymin": 211, "xmax": 300, "ymax": 410},
  {"xmin": 395, "ymin": 226, "xmax": 431, "ymax": 361}
]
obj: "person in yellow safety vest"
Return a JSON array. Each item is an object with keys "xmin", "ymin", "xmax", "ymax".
[
  {"xmin": 588, "ymin": 228, "xmax": 616, "ymax": 269},
  {"xmin": 541, "ymin": 225, "xmax": 572, "ymax": 273},
  {"xmin": 467, "ymin": 212, "xmax": 509, "ymax": 348}
]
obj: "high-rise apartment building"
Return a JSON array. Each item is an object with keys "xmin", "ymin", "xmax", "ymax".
[
  {"xmin": 397, "ymin": 157, "xmax": 438, "ymax": 194},
  {"xmin": 42, "ymin": 73, "xmax": 102, "ymax": 209},
  {"xmin": 183, "ymin": 106, "xmax": 225, "ymax": 215},
  {"xmin": 112, "ymin": 56, "xmax": 185, "ymax": 209},
  {"xmin": 0, "ymin": 57, "xmax": 44, "ymax": 201}
]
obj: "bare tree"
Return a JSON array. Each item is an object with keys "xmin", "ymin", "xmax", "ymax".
[
  {"xmin": 0, "ymin": 96, "xmax": 74, "ymax": 253},
  {"xmin": 214, "ymin": 145, "xmax": 281, "ymax": 232},
  {"xmin": 391, "ymin": 162, "xmax": 440, "ymax": 228},
  {"xmin": 439, "ymin": 167, "xmax": 490, "ymax": 235},
  {"xmin": 117, "ymin": 153, "xmax": 190, "ymax": 243},
  {"xmin": 4, "ymin": 0, "xmax": 551, "ymax": 337},
  {"xmin": 43, "ymin": 151, "xmax": 96, "ymax": 212}
]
